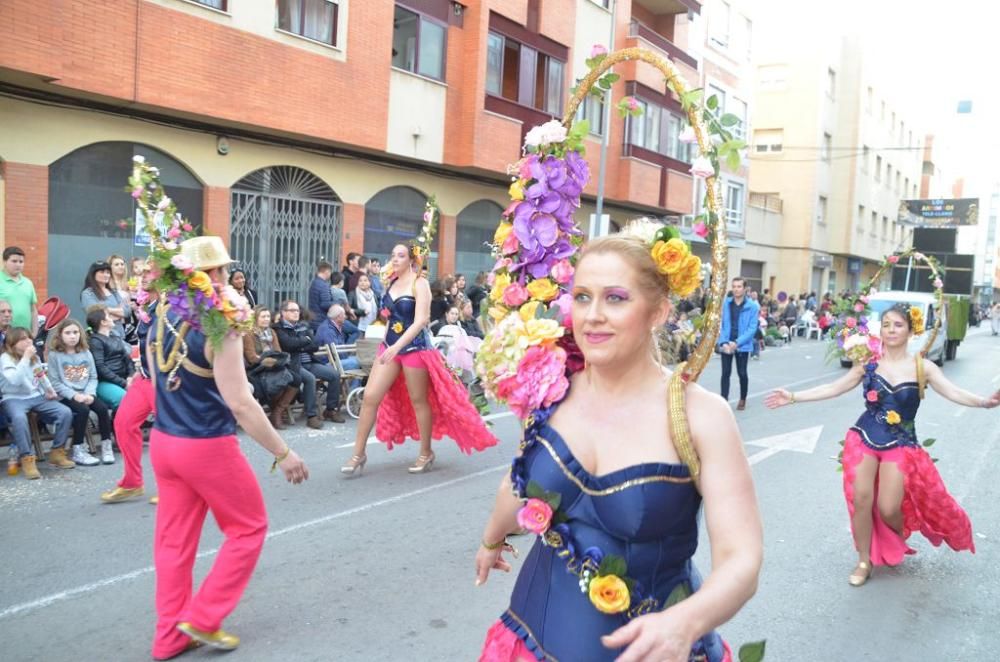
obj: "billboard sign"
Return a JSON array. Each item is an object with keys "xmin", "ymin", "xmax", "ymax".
[{"xmin": 897, "ymin": 198, "xmax": 978, "ymax": 227}]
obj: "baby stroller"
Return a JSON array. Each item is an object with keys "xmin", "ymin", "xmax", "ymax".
[{"xmin": 433, "ymin": 324, "xmax": 484, "ymax": 398}]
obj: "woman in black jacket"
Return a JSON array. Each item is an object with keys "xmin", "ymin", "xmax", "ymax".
[{"xmin": 87, "ymin": 305, "xmax": 135, "ymax": 408}]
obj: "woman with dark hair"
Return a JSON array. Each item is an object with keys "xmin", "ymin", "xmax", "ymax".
[
  {"xmin": 428, "ymin": 279, "xmax": 449, "ymax": 334},
  {"xmin": 340, "ymin": 243, "xmax": 496, "ymax": 476},
  {"xmin": 467, "ymin": 271, "xmax": 490, "ymax": 318},
  {"xmin": 243, "ymin": 305, "xmax": 298, "ymax": 429},
  {"xmin": 767, "ymin": 303, "xmax": 1000, "ymax": 586},
  {"xmin": 228, "ymin": 269, "xmax": 258, "ymax": 308},
  {"xmin": 81, "ymin": 260, "xmax": 130, "ymax": 339}
]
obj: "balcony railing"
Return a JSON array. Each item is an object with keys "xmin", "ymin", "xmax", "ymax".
[
  {"xmin": 749, "ymin": 192, "xmax": 783, "ymax": 213},
  {"xmin": 484, "ymin": 94, "xmax": 558, "ymax": 144},
  {"xmin": 628, "ymin": 19, "xmax": 698, "ymax": 70}
]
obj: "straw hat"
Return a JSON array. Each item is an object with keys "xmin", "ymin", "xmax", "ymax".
[{"xmin": 179, "ymin": 236, "xmax": 234, "ymax": 271}]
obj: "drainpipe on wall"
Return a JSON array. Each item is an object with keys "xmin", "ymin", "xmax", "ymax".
[{"xmin": 591, "ymin": 0, "xmax": 617, "ymax": 240}]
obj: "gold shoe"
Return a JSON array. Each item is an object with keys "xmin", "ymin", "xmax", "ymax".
[
  {"xmin": 100, "ymin": 486, "xmax": 144, "ymax": 503},
  {"xmin": 176, "ymin": 622, "xmax": 239, "ymax": 651},
  {"xmin": 408, "ymin": 452, "xmax": 435, "ymax": 474},
  {"xmin": 340, "ymin": 454, "xmax": 367, "ymax": 476},
  {"xmin": 848, "ymin": 561, "xmax": 872, "ymax": 587},
  {"xmin": 149, "ymin": 495, "xmax": 160, "ymax": 505}
]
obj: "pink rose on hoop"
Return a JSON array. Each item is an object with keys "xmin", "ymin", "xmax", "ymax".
[
  {"xmin": 516, "ymin": 498, "xmax": 554, "ymax": 535},
  {"xmin": 845, "ymin": 317, "xmax": 857, "ymax": 329},
  {"xmin": 502, "ymin": 281, "xmax": 529, "ymax": 307},
  {"xmin": 495, "ymin": 345, "xmax": 569, "ymax": 419},
  {"xmin": 550, "ymin": 259, "xmax": 574, "ymax": 285},
  {"xmin": 887, "ymin": 255, "xmax": 899, "ymax": 265},
  {"xmin": 853, "ymin": 303, "xmax": 864, "ymax": 312}
]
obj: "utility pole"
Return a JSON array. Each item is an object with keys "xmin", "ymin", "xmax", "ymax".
[{"xmin": 590, "ymin": 0, "xmax": 617, "ymax": 240}]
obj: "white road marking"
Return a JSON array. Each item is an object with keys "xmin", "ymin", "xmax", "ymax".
[
  {"xmin": 953, "ymin": 408, "xmax": 967, "ymax": 418},
  {"xmin": 0, "ymin": 463, "xmax": 509, "ymax": 622}
]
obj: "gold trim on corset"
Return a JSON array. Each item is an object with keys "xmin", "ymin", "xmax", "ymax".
[
  {"xmin": 503, "ymin": 609, "xmax": 560, "ymax": 662},
  {"xmin": 915, "ymin": 355, "xmax": 926, "ymax": 400},
  {"xmin": 535, "ymin": 437, "xmax": 693, "ymax": 496}
]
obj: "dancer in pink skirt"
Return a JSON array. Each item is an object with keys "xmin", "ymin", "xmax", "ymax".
[
  {"xmin": 341, "ymin": 243, "xmax": 496, "ymax": 476},
  {"xmin": 766, "ymin": 303, "xmax": 1000, "ymax": 586}
]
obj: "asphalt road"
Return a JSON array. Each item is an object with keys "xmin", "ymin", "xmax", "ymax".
[{"xmin": 1, "ymin": 326, "xmax": 998, "ymax": 661}]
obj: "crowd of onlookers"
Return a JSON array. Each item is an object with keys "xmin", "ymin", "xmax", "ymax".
[{"xmin": 0, "ymin": 244, "xmax": 491, "ymax": 480}]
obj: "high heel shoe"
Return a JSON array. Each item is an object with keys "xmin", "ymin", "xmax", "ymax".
[
  {"xmin": 340, "ymin": 454, "xmax": 367, "ymax": 476},
  {"xmin": 848, "ymin": 561, "xmax": 872, "ymax": 587},
  {"xmin": 408, "ymin": 452, "xmax": 435, "ymax": 474}
]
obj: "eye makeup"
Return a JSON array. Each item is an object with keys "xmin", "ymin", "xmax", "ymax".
[{"xmin": 605, "ymin": 287, "xmax": 631, "ymax": 301}]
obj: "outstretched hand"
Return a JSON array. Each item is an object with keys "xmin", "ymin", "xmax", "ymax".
[
  {"xmin": 764, "ymin": 388, "xmax": 793, "ymax": 409},
  {"xmin": 982, "ymin": 389, "xmax": 1000, "ymax": 409}
]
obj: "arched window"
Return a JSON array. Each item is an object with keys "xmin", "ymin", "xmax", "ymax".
[
  {"xmin": 364, "ymin": 186, "xmax": 439, "ymax": 278},
  {"xmin": 456, "ymin": 200, "xmax": 503, "ymax": 280},
  {"xmin": 48, "ymin": 142, "xmax": 203, "ymax": 320}
]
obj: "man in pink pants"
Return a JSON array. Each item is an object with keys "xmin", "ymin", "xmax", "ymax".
[{"xmin": 147, "ymin": 236, "xmax": 308, "ymax": 660}]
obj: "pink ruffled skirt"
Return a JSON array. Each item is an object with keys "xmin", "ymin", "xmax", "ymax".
[
  {"xmin": 478, "ymin": 620, "xmax": 734, "ymax": 662},
  {"xmin": 375, "ymin": 346, "xmax": 497, "ymax": 453},
  {"xmin": 841, "ymin": 429, "xmax": 975, "ymax": 566}
]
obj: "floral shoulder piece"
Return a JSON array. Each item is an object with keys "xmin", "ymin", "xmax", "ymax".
[{"xmin": 128, "ymin": 157, "xmax": 253, "ymax": 348}]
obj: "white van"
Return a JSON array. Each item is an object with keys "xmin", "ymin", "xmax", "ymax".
[{"xmin": 840, "ymin": 290, "xmax": 946, "ymax": 368}]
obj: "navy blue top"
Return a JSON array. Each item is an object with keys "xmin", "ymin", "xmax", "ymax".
[
  {"xmin": 149, "ymin": 306, "xmax": 236, "ymax": 439},
  {"xmin": 136, "ymin": 301, "xmax": 157, "ymax": 378},
  {"xmin": 501, "ymin": 410, "xmax": 727, "ymax": 662},
  {"xmin": 851, "ymin": 362, "xmax": 921, "ymax": 450},
  {"xmin": 381, "ymin": 286, "xmax": 431, "ymax": 355}
]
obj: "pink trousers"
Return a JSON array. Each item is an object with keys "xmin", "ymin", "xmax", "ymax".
[
  {"xmin": 150, "ymin": 429, "xmax": 268, "ymax": 659},
  {"xmin": 113, "ymin": 375, "xmax": 155, "ymax": 489}
]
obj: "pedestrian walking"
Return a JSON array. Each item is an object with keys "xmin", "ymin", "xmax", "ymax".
[
  {"xmin": 991, "ymin": 302, "xmax": 1000, "ymax": 336},
  {"xmin": 765, "ymin": 303, "xmax": 1000, "ymax": 586},
  {"xmin": 717, "ymin": 277, "xmax": 760, "ymax": 410}
]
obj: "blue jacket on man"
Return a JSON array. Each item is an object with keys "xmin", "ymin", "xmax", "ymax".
[
  {"xmin": 307, "ymin": 275, "xmax": 333, "ymax": 330},
  {"xmin": 718, "ymin": 295, "xmax": 761, "ymax": 353}
]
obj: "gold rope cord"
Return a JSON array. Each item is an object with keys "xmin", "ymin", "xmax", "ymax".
[
  {"xmin": 561, "ymin": 46, "xmax": 727, "ymax": 386},
  {"xmin": 915, "ymin": 354, "xmax": 926, "ymax": 400},
  {"xmin": 668, "ymin": 361, "xmax": 700, "ymax": 479}
]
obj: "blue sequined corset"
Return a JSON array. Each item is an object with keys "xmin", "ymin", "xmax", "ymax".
[
  {"xmin": 502, "ymin": 419, "xmax": 727, "ymax": 662},
  {"xmin": 381, "ymin": 289, "xmax": 431, "ymax": 354},
  {"xmin": 851, "ymin": 362, "xmax": 921, "ymax": 450},
  {"xmin": 149, "ymin": 307, "xmax": 236, "ymax": 439}
]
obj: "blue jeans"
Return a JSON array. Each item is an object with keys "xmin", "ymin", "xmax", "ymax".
[
  {"xmin": 305, "ymin": 361, "xmax": 342, "ymax": 411},
  {"xmin": 340, "ymin": 356, "xmax": 362, "ymax": 391},
  {"xmin": 2, "ymin": 395, "xmax": 73, "ymax": 458},
  {"xmin": 293, "ymin": 367, "xmax": 318, "ymax": 418}
]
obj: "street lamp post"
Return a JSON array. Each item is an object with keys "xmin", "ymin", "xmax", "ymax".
[{"xmin": 590, "ymin": 0, "xmax": 617, "ymax": 240}]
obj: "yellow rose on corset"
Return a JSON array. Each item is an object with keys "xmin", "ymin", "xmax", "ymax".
[
  {"xmin": 885, "ymin": 410, "xmax": 901, "ymax": 425},
  {"xmin": 392, "ymin": 321, "xmax": 404, "ymax": 334},
  {"xmin": 526, "ymin": 277, "xmax": 559, "ymax": 302},
  {"xmin": 650, "ymin": 238, "xmax": 688, "ymax": 276},
  {"xmin": 490, "ymin": 272, "xmax": 511, "ymax": 302},
  {"xmin": 188, "ymin": 270, "xmax": 214, "ymax": 295},
  {"xmin": 588, "ymin": 575, "xmax": 631, "ymax": 614}
]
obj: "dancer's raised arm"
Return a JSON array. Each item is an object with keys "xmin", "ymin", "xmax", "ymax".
[
  {"xmin": 922, "ymin": 359, "xmax": 1000, "ymax": 409},
  {"xmin": 765, "ymin": 362, "xmax": 865, "ymax": 408}
]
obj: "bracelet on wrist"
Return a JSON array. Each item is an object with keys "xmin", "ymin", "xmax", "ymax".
[
  {"xmin": 270, "ymin": 446, "xmax": 291, "ymax": 473},
  {"xmin": 789, "ymin": 391, "xmax": 796, "ymax": 404},
  {"xmin": 481, "ymin": 537, "xmax": 506, "ymax": 551}
]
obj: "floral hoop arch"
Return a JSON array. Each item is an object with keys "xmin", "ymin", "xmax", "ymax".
[
  {"xmin": 562, "ymin": 47, "xmax": 727, "ymax": 385},
  {"xmin": 865, "ymin": 249, "xmax": 945, "ymax": 356}
]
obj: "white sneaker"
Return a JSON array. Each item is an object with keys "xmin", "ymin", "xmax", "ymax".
[
  {"xmin": 71, "ymin": 445, "xmax": 100, "ymax": 466},
  {"xmin": 100, "ymin": 440, "xmax": 115, "ymax": 465}
]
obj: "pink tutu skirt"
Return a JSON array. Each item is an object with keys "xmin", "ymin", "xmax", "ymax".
[
  {"xmin": 841, "ymin": 429, "xmax": 975, "ymax": 566},
  {"xmin": 375, "ymin": 346, "xmax": 497, "ymax": 453},
  {"xmin": 477, "ymin": 620, "xmax": 734, "ymax": 662}
]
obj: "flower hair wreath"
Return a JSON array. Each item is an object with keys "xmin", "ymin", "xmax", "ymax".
[{"xmin": 622, "ymin": 219, "xmax": 703, "ymax": 298}]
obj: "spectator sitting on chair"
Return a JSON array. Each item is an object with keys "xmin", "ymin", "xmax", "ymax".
[
  {"xmin": 817, "ymin": 310, "xmax": 834, "ymax": 339},
  {"xmin": 87, "ymin": 304, "xmax": 135, "ymax": 408},
  {"xmin": 0, "ymin": 299, "xmax": 12, "ymax": 347},
  {"xmin": 273, "ymin": 300, "xmax": 327, "ymax": 428},
  {"xmin": 458, "ymin": 299, "xmax": 484, "ymax": 339},
  {"xmin": 316, "ymin": 304, "xmax": 362, "ymax": 391},
  {"xmin": 0, "ymin": 327, "xmax": 74, "ymax": 479},
  {"xmin": 243, "ymin": 306, "xmax": 298, "ymax": 430},
  {"xmin": 81, "ymin": 260, "xmax": 131, "ymax": 339},
  {"xmin": 47, "ymin": 318, "xmax": 113, "ymax": 466}
]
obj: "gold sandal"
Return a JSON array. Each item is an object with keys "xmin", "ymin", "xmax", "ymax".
[
  {"xmin": 848, "ymin": 561, "xmax": 872, "ymax": 587},
  {"xmin": 340, "ymin": 454, "xmax": 367, "ymax": 476},
  {"xmin": 408, "ymin": 452, "xmax": 435, "ymax": 474}
]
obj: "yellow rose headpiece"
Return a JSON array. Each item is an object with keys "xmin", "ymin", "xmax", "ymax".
[
  {"xmin": 622, "ymin": 219, "xmax": 703, "ymax": 298},
  {"xmin": 909, "ymin": 306, "xmax": 925, "ymax": 336}
]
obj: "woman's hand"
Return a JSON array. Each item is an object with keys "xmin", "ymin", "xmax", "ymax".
[
  {"xmin": 72, "ymin": 393, "xmax": 89, "ymax": 403},
  {"xmin": 981, "ymin": 389, "xmax": 1000, "ymax": 409},
  {"xmin": 764, "ymin": 388, "xmax": 792, "ymax": 409},
  {"xmin": 379, "ymin": 344, "xmax": 400, "ymax": 365},
  {"xmin": 602, "ymin": 610, "xmax": 696, "ymax": 662},
  {"xmin": 475, "ymin": 541, "xmax": 516, "ymax": 586},
  {"xmin": 23, "ymin": 345, "xmax": 36, "ymax": 361},
  {"xmin": 45, "ymin": 389, "xmax": 58, "ymax": 400},
  {"xmin": 278, "ymin": 449, "xmax": 309, "ymax": 484}
]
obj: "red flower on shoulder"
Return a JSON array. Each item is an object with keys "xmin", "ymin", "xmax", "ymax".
[{"xmin": 865, "ymin": 389, "xmax": 879, "ymax": 403}]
